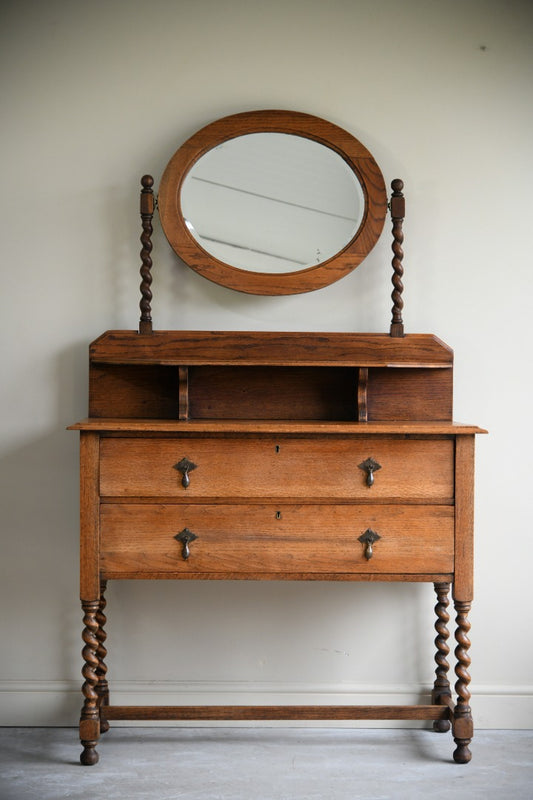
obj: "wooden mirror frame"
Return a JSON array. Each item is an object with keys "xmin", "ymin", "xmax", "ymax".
[{"xmin": 158, "ymin": 110, "xmax": 388, "ymax": 295}]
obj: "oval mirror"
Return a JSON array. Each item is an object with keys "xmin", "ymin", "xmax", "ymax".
[{"xmin": 158, "ymin": 111, "xmax": 388, "ymax": 295}]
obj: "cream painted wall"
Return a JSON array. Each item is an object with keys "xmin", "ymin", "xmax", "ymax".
[{"xmin": 1, "ymin": 0, "xmax": 532, "ymax": 728}]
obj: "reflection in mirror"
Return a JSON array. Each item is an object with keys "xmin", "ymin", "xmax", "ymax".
[{"xmin": 180, "ymin": 133, "xmax": 365, "ymax": 273}]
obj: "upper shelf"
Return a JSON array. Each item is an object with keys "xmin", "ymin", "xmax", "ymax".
[{"xmin": 90, "ymin": 331, "xmax": 453, "ymax": 368}]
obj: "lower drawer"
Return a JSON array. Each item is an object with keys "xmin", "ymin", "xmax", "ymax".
[{"xmin": 100, "ymin": 504, "xmax": 454, "ymax": 577}]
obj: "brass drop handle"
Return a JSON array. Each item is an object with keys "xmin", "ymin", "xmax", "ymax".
[
  {"xmin": 358, "ymin": 528, "xmax": 381, "ymax": 560},
  {"xmin": 174, "ymin": 457, "xmax": 197, "ymax": 488},
  {"xmin": 358, "ymin": 457, "xmax": 381, "ymax": 487},
  {"xmin": 174, "ymin": 528, "xmax": 198, "ymax": 560}
]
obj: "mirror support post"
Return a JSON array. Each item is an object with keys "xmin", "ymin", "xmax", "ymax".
[
  {"xmin": 139, "ymin": 175, "xmax": 155, "ymax": 335},
  {"xmin": 389, "ymin": 178, "xmax": 405, "ymax": 338}
]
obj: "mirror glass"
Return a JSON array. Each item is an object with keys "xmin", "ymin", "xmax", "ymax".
[{"xmin": 180, "ymin": 133, "xmax": 365, "ymax": 273}]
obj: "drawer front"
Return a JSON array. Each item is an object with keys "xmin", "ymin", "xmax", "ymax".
[
  {"xmin": 100, "ymin": 503, "xmax": 454, "ymax": 576},
  {"xmin": 100, "ymin": 437, "xmax": 454, "ymax": 501}
]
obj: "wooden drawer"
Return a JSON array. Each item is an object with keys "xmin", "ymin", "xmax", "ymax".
[
  {"xmin": 100, "ymin": 503, "xmax": 454, "ymax": 577},
  {"xmin": 99, "ymin": 437, "xmax": 454, "ymax": 501}
]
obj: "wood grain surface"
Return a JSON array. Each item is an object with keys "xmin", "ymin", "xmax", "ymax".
[
  {"xmin": 100, "ymin": 503, "xmax": 454, "ymax": 576},
  {"xmin": 99, "ymin": 436, "xmax": 454, "ymax": 501}
]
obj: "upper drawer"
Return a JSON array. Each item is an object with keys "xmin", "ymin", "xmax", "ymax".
[{"xmin": 99, "ymin": 437, "xmax": 454, "ymax": 501}]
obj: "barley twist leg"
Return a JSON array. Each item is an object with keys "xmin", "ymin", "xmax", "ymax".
[
  {"xmin": 95, "ymin": 580, "xmax": 109, "ymax": 734},
  {"xmin": 80, "ymin": 600, "xmax": 100, "ymax": 765},
  {"xmin": 452, "ymin": 600, "xmax": 473, "ymax": 763},
  {"xmin": 432, "ymin": 582, "xmax": 451, "ymax": 732}
]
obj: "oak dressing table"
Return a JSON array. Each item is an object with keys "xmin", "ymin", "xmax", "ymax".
[{"xmin": 69, "ymin": 110, "xmax": 485, "ymax": 765}]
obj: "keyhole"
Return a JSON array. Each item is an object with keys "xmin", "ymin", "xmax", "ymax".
[
  {"xmin": 275, "ymin": 445, "xmax": 280, "ymax": 453},
  {"xmin": 276, "ymin": 511, "xmax": 282, "ymax": 520}
]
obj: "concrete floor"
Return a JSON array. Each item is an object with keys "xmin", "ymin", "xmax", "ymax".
[{"xmin": 0, "ymin": 727, "xmax": 531, "ymax": 800}]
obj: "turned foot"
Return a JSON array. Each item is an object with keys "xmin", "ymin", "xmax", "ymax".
[
  {"xmin": 80, "ymin": 741, "xmax": 99, "ymax": 766},
  {"xmin": 453, "ymin": 738, "xmax": 472, "ymax": 763}
]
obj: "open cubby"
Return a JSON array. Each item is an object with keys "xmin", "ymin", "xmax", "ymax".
[{"xmin": 88, "ymin": 331, "xmax": 453, "ymax": 422}]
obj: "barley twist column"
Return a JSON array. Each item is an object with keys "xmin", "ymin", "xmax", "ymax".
[
  {"xmin": 389, "ymin": 179, "xmax": 405, "ymax": 337},
  {"xmin": 139, "ymin": 175, "xmax": 155, "ymax": 334}
]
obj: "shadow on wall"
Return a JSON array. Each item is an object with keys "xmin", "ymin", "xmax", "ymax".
[
  {"xmin": 103, "ymin": 578, "xmax": 435, "ymax": 687},
  {"xmin": 0, "ymin": 342, "xmax": 89, "ymax": 685}
]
